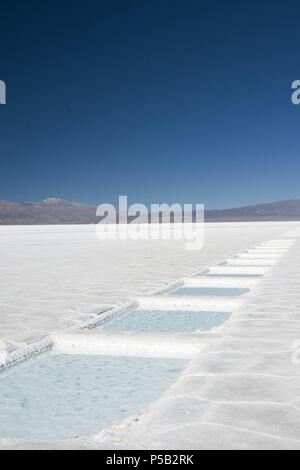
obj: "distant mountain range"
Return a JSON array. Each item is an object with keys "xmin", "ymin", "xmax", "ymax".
[
  {"xmin": 206, "ymin": 199, "xmax": 300, "ymax": 222},
  {"xmin": 0, "ymin": 198, "xmax": 300, "ymax": 225},
  {"xmin": 0, "ymin": 198, "xmax": 97, "ymax": 225}
]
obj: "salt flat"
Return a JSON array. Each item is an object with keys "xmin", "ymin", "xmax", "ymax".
[
  {"xmin": 1, "ymin": 222, "xmax": 300, "ymax": 449},
  {"xmin": 0, "ymin": 222, "xmax": 297, "ymax": 344}
]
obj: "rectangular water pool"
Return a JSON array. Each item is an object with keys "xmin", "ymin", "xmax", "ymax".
[
  {"xmin": 0, "ymin": 354, "xmax": 186, "ymax": 440},
  {"xmin": 206, "ymin": 273, "xmax": 263, "ymax": 278},
  {"xmin": 171, "ymin": 287, "xmax": 249, "ymax": 296},
  {"xmin": 99, "ymin": 309, "xmax": 230, "ymax": 332}
]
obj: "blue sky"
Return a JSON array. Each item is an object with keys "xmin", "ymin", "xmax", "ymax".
[{"xmin": 0, "ymin": 0, "xmax": 300, "ymax": 209}]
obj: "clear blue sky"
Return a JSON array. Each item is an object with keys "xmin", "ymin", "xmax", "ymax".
[{"xmin": 0, "ymin": 0, "xmax": 300, "ymax": 209}]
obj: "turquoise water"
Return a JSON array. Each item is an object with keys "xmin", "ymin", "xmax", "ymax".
[
  {"xmin": 99, "ymin": 308, "xmax": 230, "ymax": 332},
  {"xmin": 0, "ymin": 354, "xmax": 186, "ymax": 440}
]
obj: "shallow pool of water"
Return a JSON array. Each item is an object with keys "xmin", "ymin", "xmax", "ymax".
[
  {"xmin": 171, "ymin": 287, "xmax": 249, "ymax": 296},
  {"xmin": 99, "ymin": 309, "xmax": 230, "ymax": 332},
  {"xmin": 0, "ymin": 354, "xmax": 186, "ymax": 440},
  {"xmin": 206, "ymin": 273, "xmax": 263, "ymax": 278}
]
